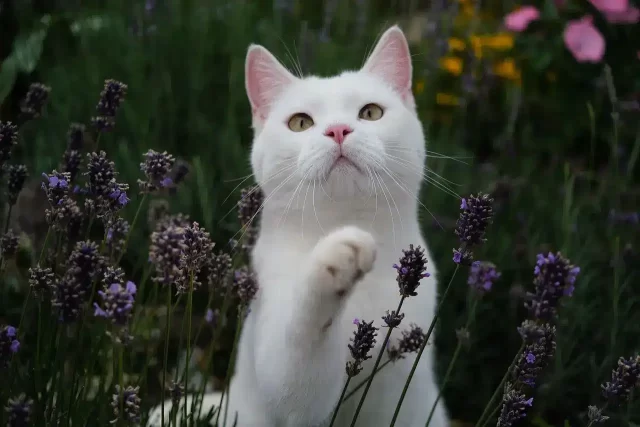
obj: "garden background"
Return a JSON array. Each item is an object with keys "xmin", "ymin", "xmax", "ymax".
[{"xmin": 0, "ymin": 0, "xmax": 639, "ymax": 425}]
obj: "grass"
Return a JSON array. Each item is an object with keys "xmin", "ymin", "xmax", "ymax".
[{"xmin": 1, "ymin": 0, "xmax": 639, "ymax": 426}]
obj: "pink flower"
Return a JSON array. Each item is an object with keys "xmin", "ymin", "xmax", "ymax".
[
  {"xmin": 504, "ymin": 6, "xmax": 541, "ymax": 32},
  {"xmin": 563, "ymin": 15, "xmax": 605, "ymax": 63},
  {"xmin": 603, "ymin": 6, "xmax": 640, "ymax": 24},
  {"xmin": 589, "ymin": 0, "xmax": 628, "ymax": 13}
]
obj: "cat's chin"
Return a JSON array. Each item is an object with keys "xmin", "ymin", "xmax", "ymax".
[{"xmin": 330, "ymin": 156, "xmax": 362, "ymax": 175}]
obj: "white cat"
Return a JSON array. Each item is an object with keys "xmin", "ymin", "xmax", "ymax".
[{"xmin": 149, "ymin": 25, "xmax": 449, "ymax": 427}]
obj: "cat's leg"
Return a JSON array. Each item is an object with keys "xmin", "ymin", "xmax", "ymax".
[{"xmin": 252, "ymin": 226, "xmax": 377, "ymax": 426}]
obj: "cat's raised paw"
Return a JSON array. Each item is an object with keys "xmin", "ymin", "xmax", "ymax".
[{"xmin": 310, "ymin": 226, "xmax": 376, "ymax": 296}]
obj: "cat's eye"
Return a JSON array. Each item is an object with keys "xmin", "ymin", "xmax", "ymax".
[
  {"xmin": 358, "ymin": 103, "xmax": 384, "ymax": 121},
  {"xmin": 288, "ymin": 113, "xmax": 314, "ymax": 132}
]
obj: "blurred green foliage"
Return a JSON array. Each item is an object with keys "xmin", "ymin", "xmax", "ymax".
[{"xmin": 1, "ymin": 0, "xmax": 639, "ymax": 425}]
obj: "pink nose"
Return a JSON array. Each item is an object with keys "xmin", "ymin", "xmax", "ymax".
[{"xmin": 324, "ymin": 124, "xmax": 353, "ymax": 144}]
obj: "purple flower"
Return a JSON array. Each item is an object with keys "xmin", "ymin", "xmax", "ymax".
[
  {"xmin": 109, "ymin": 188, "xmax": 129, "ymax": 206},
  {"xmin": 0, "ymin": 229, "xmax": 19, "ymax": 259},
  {"xmin": 232, "ymin": 266, "xmax": 258, "ymax": 308},
  {"xmin": 513, "ymin": 321, "xmax": 556, "ymax": 388},
  {"xmin": 111, "ymin": 385, "xmax": 141, "ymax": 424},
  {"xmin": 0, "ymin": 121, "xmax": 18, "ymax": 167},
  {"xmin": 1, "ymin": 325, "xmax": 20, "ymax": 368},
  {"xmin": 388, "ymin": 324, "xmax": 426, "ymax": 361},
  {"xmin": 497, "ymin": 383, "xmax": 534, "ymax": 427},
  {"xmin": 467, "ymin": 261, "xmax": 501, "ymax": 293},
  {"xmin": 6, "ymin": 164, "xmax": 27, "ymax": 205},
  {"xmin": 138, "ymin": 149, "xmax": 176, "ymax": 193},
  {"xmin": 5, "ymin": 393, "xmax": 33, "ymax": 426},
  {"xmin": 92, "ymin": 79, "xmax": 127, "ymax": 133},
  {"xmin": 205, "ymin": 308, "xmax": 218, "ymax": 325},
  {"xmin": 453, "ymin": 192, "xmax": 494, "ymax": 265},
  {"xmin": 20, "ymin": 82, "xmax": 51, "ymax": 120},
  {"xmin": 526, "ymin": 252, "xmax": 580, "ymax": 321},
  {"xmin": 94, "ymin": 281, "xmax": 137, "ymax": 326},
  {"xmin": 393, "ymin": 244, "xmax": 430, "ymax": 297},
  {"xmin": 346, "ymin": 319, "xmax": 378, "ymax": 377},
  {"xmin": 237, "ymin": 186, "xmax": 264, "ymax": 253},
  {"xmin": 353, "ymin": 318, "xmax": 360, "ymax": 325},
  {"xmin": 601, "ymin": 355, "xmax": 640, "ymax": 404},
  {"xmin": 150, "ymin": 222, "xmax": 187, "ymax": 289}
]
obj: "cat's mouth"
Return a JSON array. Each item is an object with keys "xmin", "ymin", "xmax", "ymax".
[{"xmin": 330, "ymin": 155, "xmax": 362, "ymax": 174}]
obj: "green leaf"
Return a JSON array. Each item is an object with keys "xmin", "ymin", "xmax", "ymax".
[
  {"xmin": 0, "ymin": 57, "xmax": 18, "ymax": 105},
  {"xmin": 12, "ymin": 14, "xmax": 51, "ymax": 73},
  {"xmin": 531, "ymin": 416, "xmax": 553, "ymax": 427}
]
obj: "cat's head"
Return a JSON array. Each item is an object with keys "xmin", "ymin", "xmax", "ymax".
[{"xmin": 245, "ymin": 26, "xmax": 425, "ymax": 205}]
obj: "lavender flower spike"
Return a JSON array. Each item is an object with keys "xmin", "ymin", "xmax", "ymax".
[
  {"xmin": 393, "ymin": 244, "xmax": 430, "ymax": 297},
  {"xmin": 467, "ymin": 261, "xmax": 501, "ymax": 294},
  {"xmin": 0, "ymin": 121, "xmax": 18, "ymax": 167},
  {"xmin": 526, "ymin": 251, "xmax": 580, "ymax": 321},
  {"xmin": 497, "ymin": 383, "xmax": 533, "ymax": 427},
  {"xmin": 346, "ymin": 319, "xmax": 378, "ymax": 377},
  {"xmin": 453, "ymin": 192, "xmax": 494, "ymax": 265},
  {"xmin": 5, "ymin": 393, "xmax": 33, "ymax": 427},
  {"xmin": 601, "ymin": 355, "xmax": 640, "ymax": 404},
  {"xmin": 1, "ymin": 325, "xmax": 20, "ymax": 368},
  {"xmin": 94, "ymin": 281, "xmax": 137, "ymax": 326}
]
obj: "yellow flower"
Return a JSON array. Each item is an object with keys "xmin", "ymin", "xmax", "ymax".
[
  {"xmin": 493, "ymin": 59, "xmax": 521, "ymax": 81},
  {"xmin": 436, "ymin": 93, "xmax": 460, "ymax": 106},
  {"xmin": 448, "ymin": 38, "xmax": 466, "ymax": 52},
  {"xmin": 414, "ymin": 80, "xmax": 425, "ymax": 95},
  {"xmin": 483, "ymin": 33, "xmax": 514, "ymax": 50},
  {"xmin": 439, "ymin": 56, "xmax": 463, "ymax": 76},
  {"xmin": 469, "ymin": 33, "xmax": 514, "ymax": 58},
  {"xmin": 469, "ymin": 36, "xmax": 483, "ymax": 59}
]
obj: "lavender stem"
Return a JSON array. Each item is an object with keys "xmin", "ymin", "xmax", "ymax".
[
  {"xmin": 389, "ymin": 264, "xmax": 459, "ymax": 426},
  {"xmin": 350, "ymin": 296, "xmax": 405, "ymax": 427}
]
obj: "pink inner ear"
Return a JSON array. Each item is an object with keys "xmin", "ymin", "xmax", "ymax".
[
  {"xmin": 363, "ymin": 27, "xmax": 413, "ymax": 99},
  {"xmin": 246, "ymin": 46, "xmax": 295, "ymax": 122}
]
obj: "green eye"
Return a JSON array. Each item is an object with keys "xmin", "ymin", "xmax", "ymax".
[
  {"xmin": 288, "ymin": 113, "xmax": 314, "ymax": 132},
  {"xmin": 359, "ymin": 103, "xmax": 384, "ymax": 121}
]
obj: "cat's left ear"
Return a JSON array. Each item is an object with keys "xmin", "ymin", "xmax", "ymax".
[{"xmin": 362, "ymin": 26, "xmax": 414, "ymax": 107}]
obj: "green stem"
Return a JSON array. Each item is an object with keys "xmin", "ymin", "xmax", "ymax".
[
  {"xmin": 184, "ymin": 271, "xmax": 195, "ymax": 426},
  {"xmin": 350, "ymin": 297, "xmax": 405, "ymax": 427},
  {"xmin": 425, "ymin": 298, "xmax": 479, "ymax": 426},
  {"xmin": 479, "ymin": 405, "xmax": 500, "ymax": 427},
  {"xmin": 342, "ymin": 359, "xmax": 393, "ymax": 402},
  {"xmin": 217, "ymin": 308, "xmax": 245, "ymax": 427},
  {"xmin": 328, "ymin": 378, "xmax": 352, "ymax": 427},
  {"xmin": 162, "ymin": 285, "xmax": 173, "ymax": 427},
  {"xmin": 389, "ymin": 265, "xmax": 459, "ymax": 426},
  {"xmin": 474, "ymin": 342, "xmax": 524, "ymax": 427},
  {"xmin": 194, "ymin": 288, "xmax": 233, "ymax": 418},
  {"xmin": 4, "ymin": 204, "xmax": 13, "ymax": 233},
  {"xmin": 116, "ymin": 193, "xmax": 147, "ymax": 265},
  {"xmin": 118, "ymin": 344, "xmax": 124, "ymax": 427}
]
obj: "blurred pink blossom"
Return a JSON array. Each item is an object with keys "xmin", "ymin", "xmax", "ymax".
[
  {"xmin": 563, "ymin": 16, "xmax": 605, "ymax": 63},
  {"xmin": 602, "ymin": 6, "xmax": 640, "ymax": 23},
  {"xmin": 588, "ymin": 0, "xmax": 628, "ymax": 13},
  {"xmin": 554, "ymin": 0, "xmax": 566, "ymax": 8},
  {"xmin": 504, "ymin": 6, "xmax": 540, "ymax": 32}
]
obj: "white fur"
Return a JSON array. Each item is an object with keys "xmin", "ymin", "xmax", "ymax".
[{"xmin": 149, "ymin": 26, "xmax": 449, "ymax": 427}]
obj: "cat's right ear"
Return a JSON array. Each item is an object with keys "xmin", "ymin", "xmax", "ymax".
[{"xmin": 245, "ymin": 45, "xmax": 296, "ymax": 127}]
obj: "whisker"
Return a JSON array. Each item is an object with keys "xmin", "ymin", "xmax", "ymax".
[
  {"xmin": 372, "ymin": 169, "xmax": 396, "ymax": 247},
  {"xmin": 217, "ymin": 162, "xmax": 296, "ymax": 226},
  {"xmin": 370, "ymin": 159, "xmax": 445, "ymax": 231},
  {"xmin": 312, "ymin": 180, "xmax": 326, "ymax": 236}
]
